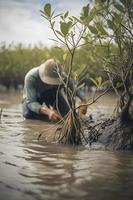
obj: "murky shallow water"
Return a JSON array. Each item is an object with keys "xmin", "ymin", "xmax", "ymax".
[{"xmin": 0, "ymin": 91, "xmax": 133, "ymax": 200}]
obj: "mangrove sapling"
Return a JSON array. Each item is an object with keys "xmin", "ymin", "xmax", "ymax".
[
  {"xmin": 52, "ymin": 72, "xmax": 88, "ymax": 145},
  {"xmin": 82, "ymin": 0, "xmax": 133, "ymax": 150},
  {"xmin": 38, "ymin": 1, "xmax": 133, "ymax": 149},
  {"xmin": 40, "ymin": 3, "xmax": 85, "ymax": 145},
  {"xmin": 40, "ymin": 3, "xmax": 111, "ymax": 145},
  {"xmin": 54, "ymin": 85, "xmax": 111, "ymax": 145},
  {"xmin": 79, "ymin": 0, "xmax": 133, "ymax": 126},
  {"xmin": 54, "ymin": 62, "xmax": 109, "ymax": 145}
]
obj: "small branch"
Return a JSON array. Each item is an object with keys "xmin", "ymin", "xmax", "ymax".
[
  {"xmin": 65, "ymin": 48, "xmax": 75, "ymax": 102},
  {"xmin": 76, "ymin": 87, "xmax": 111, "ymax": 110},
  {"xmin": 121, "ymin": 23, "xmax": 133, "ymax": 39},
  {"xmin": 49, "ymin": 20, "xmax": 66, "ymax": 46}
]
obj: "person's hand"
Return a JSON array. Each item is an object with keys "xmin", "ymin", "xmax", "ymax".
[
  {"xmin": 48, "ymin": 109, "xmax": 62, "ymax": 122},
  {"xmin": 40, "ymin": 106, "xmax": 62, "ymax": 122}
]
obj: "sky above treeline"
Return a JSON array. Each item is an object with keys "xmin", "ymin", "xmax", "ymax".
[{"xmin": 0, "ymin": 0, "xmax": 89, "ymax": 47}]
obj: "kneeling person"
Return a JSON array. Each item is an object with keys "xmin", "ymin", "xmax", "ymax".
[{"xmin": 22, "ymin": 58, "xmax": 85, "ymax": 121}]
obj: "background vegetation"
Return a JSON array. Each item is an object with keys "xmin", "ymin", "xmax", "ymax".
[
  {"xmin": 0, "ymin": 0, "xmax": 132, "ymax": 99},
  {"xmin": 0, "ymin": 42, "xmax": 108, "ymax": 90}
]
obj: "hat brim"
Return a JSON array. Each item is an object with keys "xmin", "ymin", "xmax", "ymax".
[
  {"xmin": 41, "ymin": 76, "xmax": 61, "ymax": 85},
  {"xmin": 39, "ymin": 64, "xmax": 61, "ymax": 85}
]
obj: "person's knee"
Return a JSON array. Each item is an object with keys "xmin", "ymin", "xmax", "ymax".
[
  {"xmin": 23, "ymin": 111, "xmax": 31, "ymax": 119},
  {"xmin": 22, "ymin": 102, "xmax": 37, "ymax": 119}
]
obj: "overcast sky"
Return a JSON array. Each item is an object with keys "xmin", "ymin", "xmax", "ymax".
[{"xmin": 0, "ymin": 0, "xmax": 89, "ymax": 47}]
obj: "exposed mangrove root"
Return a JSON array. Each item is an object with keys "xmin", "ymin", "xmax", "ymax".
[
  {"xmin": 53, "ymin": 110, "xmax": 105, "ymax": 146},
  {"xmin": 37, "ymin": 111, "xmax": 133, "ymax": 150},
  {"xmin": 99, "ymin": 117, "xmax": 133, "ymax": 150},
  {"xmin": 80, "ymin": 119, "xmax": 102, "ymax": 145},
  {"xmin": 54, "ymin": 110, "xmax": 83, "ymax": 145}
]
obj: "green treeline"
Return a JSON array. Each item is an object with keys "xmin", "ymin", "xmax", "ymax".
[
  {"xmin": 0, "ymin": 43, "xmax": 62, "ymax": 89},
  {"xmin": 0, "ymin": 42, "xmax": 110, "ymax": 90}
]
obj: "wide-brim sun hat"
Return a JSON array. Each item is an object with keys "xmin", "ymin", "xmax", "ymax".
[{"xmin": 39, "ymin": 58, "xmax": 63, "ymax": 85}]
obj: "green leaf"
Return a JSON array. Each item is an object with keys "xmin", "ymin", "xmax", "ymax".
[
  {"xmin": 90, "ymin": 77, "xmax": 103, "ymax": 88},
  {"xmin": 80, "ymin": 3, "xmax": 90, "ymax": 22},
  {"xmin": 116, "ymin": 82, "xmax": 123, "ymax": 88},
  {"xmin": 107, "ymin": 20, "xmax": 115, "ymax": 30},
  {"xmin": 96, "ymin": 76, "xmax": 102, "ymax": 87},
  {"xmin": 60, "ymin": 22, "xmax": 72, "ymax": 36},
  {"xmin": 72, "ymin": 16, "xmax": 82, "ymax": 23},
  {"xmin": 95, "ymin": 22, "xmax": 108, "ymax": 35},
  {"xmin": 75, "ymin": 64, "xmax": 86, "ymax": 76},
  {"xmin": 60, "ymin": 15, "xmax": 64, "ymax": 20},
  {"xmin": 90, "ymin": 77, "xmax": 98, "ymax": 87},
  {"xmin": 112, "ymin": 12, "xmax": 123, "ymax": 29},
  {"xmin": 77, "ymin": 83, "xmax": 85, "ymax": 89},
  {"xmin": 87, "ymin": 6, "xmax": 99, "ymax": 23},
  {"xmin": 114, "ymin": 3, "xmax": 124, "ymax": 12},
  {"xmin": 67, "ymin": 21, "xmax": 72, "ymax": 28},
  {"xmin": 83, "ymin": 4, "xmax": 89, "ymax": 18},
  {"xmin": 60, "ymin": 23, "xmax": 68, "ymax": 36},
  {"xmin": 63, "ymin": 53, "xmax": 67, "ymax": 61},
  {"xmin": 101, "ymin": 80, "xmax": 110, "ymax": 87},
  {"xmin": 44, "ymin": 3, "xmax": 51, "ymax": 17},
  {"xmin": 88, "ymin": 25, "xmax": 98, "ymax": 34},
  {"xmin": 69, "ymin": 17, "xmax": 74, "ymax": 22},
  {"xmin": 120, "ymin": 0, "xmax": 125, "ymax": 5},
  {"xmin": 64, "ymin": 11, "xmax": 69, "ymax": 18}
]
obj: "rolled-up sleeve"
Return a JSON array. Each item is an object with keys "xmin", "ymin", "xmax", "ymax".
[{"xmin": 23, "ymin": 74, "xmax": 42, "ymax": 114}]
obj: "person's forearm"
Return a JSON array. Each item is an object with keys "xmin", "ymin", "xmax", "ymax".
[{"xmin": 27, "ymin": 102, "xmax": 42, "ymax": 114}]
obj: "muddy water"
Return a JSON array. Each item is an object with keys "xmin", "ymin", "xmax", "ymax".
[{"xmin": 0, "ymin": 91, "xmax": 133, "ymax": 200}]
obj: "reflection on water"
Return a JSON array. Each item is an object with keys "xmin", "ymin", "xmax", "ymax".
[{"xmin": 0, "ymin": 91, "xmax": 133, "ymax": 200}]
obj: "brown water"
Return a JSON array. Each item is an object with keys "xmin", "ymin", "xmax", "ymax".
[{"xmin": 0, "ymin": 91, "xmax": 133, "ymax": 200}]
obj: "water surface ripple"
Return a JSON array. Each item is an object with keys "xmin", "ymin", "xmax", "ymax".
[{"xmin": 0, "ymin": 91, "xmax": 133, "ymax": 200}]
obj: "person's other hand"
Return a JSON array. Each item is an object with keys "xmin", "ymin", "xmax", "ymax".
[{"xmin": 79, "ymin": 100, "xmax": 88, "ymax": 118}]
